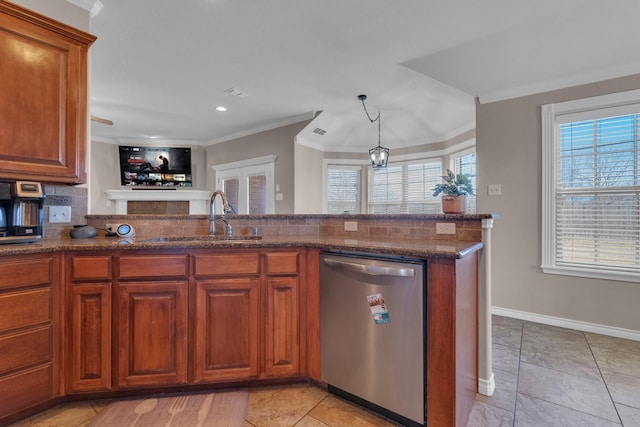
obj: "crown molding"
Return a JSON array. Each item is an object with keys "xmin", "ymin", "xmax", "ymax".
[{"xmin": 66, "ymin": 0, "xmax": 103, "ymax": 17}]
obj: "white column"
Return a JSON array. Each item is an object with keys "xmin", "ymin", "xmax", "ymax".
[{"xmin": 478, "ymin": 218, "xmax": 495, "ymax": 396}]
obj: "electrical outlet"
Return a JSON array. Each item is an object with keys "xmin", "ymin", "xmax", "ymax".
[
  {"xmin": 344, "ymin": 221, "xmax": 358, "ymax": 232},
  {"xmin": 436, "ymin": 222, "xmax": 456, "ymax": 235},
  {"xmin": 49, "ymin": 206, "xmax": 71, "ymax": 223},
  {"xmin": 488, "ymin": 184, "xmax": 502, "ymax": 196}
]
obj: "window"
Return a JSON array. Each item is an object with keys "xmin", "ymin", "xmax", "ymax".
[
  {"xmin": 451, "ymin": 150, "xmax": 477, "ymax": 213},
  {"xmin": 542, "ymin": 90, "xmax": 640, "ymax": 282},
  {"xmin": 368, "ymin": 159, "xmax": 442, "ymax": 214},
  {"xmin": 213, "ymin": 155, "xmax": 276, "ymax": 214},
  {"xmin": 326, "ymin": 166, "xmax": 361, "ymax": 214}
]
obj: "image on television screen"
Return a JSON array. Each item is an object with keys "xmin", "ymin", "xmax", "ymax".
[{"xmin": 119, "ymin": 146, "xmax": 192, "ymax": 187}]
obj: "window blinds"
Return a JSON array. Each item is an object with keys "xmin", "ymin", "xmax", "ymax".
[
  {"xmin": 327, "ymin": 167, "xmax": 361, "ymax": 214},
  {"xmin": 555, "ymin": 113, "xmax": 640, "ymax": 273},
  {"xmin": 368, "ymin": 160, "xmax": 442, "ymax": 214}
]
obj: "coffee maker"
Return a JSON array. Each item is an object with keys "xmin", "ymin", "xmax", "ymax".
[{"xmin": 0, "ymin": 181, "xmax": 45, "ymax": 244}]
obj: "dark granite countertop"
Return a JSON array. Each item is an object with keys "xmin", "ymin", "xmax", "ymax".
[{"xmin": 0, "ymin": 234, "xmax": 483, "ymax": 259}]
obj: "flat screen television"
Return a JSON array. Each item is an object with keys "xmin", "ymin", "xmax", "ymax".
[{"xmin": 119, "ymin": 145, "xmax": 192, "ymax": 187}]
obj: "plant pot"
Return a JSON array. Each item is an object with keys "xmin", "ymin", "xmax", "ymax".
[{"xmin": 441, "ymin": 195, "xmax": 467, "ymax": 214}]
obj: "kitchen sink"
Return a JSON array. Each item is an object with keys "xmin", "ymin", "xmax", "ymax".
[{"xmin": 138, "ymin": 235, "xmax": 263, "ymax": 244}]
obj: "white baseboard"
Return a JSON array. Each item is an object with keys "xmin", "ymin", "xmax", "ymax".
[
  {"xmin": 492, "ymin": 306, "xmax": 640, "ymax": 342},
  {"xmin": 478, "ymin": 373, "xmax": 495, "ymax": 396}
]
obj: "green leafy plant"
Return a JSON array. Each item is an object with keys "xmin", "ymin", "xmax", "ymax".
[{"xmin": 432, "ymin": 169, "xmax": 474, "ymax": 197}]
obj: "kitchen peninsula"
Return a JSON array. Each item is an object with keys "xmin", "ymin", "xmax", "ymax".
[{"xmin": 0, "ymin": 214, "xmax": 495, "ymax": 427}]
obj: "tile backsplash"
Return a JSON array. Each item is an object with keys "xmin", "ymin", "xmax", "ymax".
[{"xmin": 43, "ymin": 184, "xmax": 88, "ymax": 239}]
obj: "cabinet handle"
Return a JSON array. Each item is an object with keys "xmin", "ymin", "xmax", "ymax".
[{"xmin": 322, "ymin": 258, "xmax": 415, "ymax": 277}]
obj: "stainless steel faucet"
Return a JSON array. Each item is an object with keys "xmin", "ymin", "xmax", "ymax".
[{"xmin": 209, "ymin": 190, "xmax": 232, "ymax": 236}]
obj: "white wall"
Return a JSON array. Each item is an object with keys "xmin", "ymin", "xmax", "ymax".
[{"xmin": 477, "ymin": 73, "xmax": 640, "ymax": 332}]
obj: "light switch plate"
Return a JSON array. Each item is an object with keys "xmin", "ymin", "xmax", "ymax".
[
  {"xmin": 344, "ymin": 221, "xmax": 358, "ymax": 231},
  {"xmin": 436, "ymin": 222, "xmax": 456, "ymax": 235},
  {"xmin": 49, "ymin": 206, "xmax": 71, "ymax": 223}
]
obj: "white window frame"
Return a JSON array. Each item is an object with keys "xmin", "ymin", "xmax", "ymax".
[
  {"xmin": 322, "ymin": 159, "xmax": 367, "ymax": 214},
  {"xmin": 323, "ymin": 163, "xmax": 364, "ymax": 214},
  {"xmin": 212, "ymin": 155, "xmax": 276, "ymax": 214},
  {"xmin": 541, "ymin": 89, "xmax": 640, "ymax": 283}
]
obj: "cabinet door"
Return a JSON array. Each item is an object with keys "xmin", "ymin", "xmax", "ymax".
[
  {"xmin": 118, "ymin": 281, "xmax": 187, "ymax": 387},
  {"xmin": 0, "ymin": 253, "xmax": 61, "ymax": 421},
  {"xmin": 0, "ymin": 3, "xmax": 95, "ymax": 183},
  {"xmin": 68, "ymin": 283, "xmax": 111, "ymax": 392},
  {"xmin": 264, "ymin": 277, "xmax": 300, "ymax": 377},
  {"xmin": 193, "ymin": 278, "xmax": 259, "ymax": 382}
]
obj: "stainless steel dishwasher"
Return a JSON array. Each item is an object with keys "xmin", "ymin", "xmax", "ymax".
[{"xmin": 320, "ymin": 251, "xmax": 425, "ymax": 427}]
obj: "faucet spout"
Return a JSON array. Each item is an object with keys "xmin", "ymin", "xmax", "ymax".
[{"xmin": 209, "ymin": 190, "xmax": 230, "ymax": 235}]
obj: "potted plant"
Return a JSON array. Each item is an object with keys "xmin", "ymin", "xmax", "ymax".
[{"xmin": 432, "ymin": 169, "xmax": 474, "ymax": 214}]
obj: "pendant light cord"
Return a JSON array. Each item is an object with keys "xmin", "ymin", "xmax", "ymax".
[{"xmin": 359, "ymin": 95, "xmax": 382, "ymax": 147}]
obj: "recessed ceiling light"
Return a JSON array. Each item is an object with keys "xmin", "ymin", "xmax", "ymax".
[
  {"xmin": 216, "ymin": 106, "xmax": 227, "ymax": 112},
  {"xmin": 148, "ymin": 135, "xmax": 160, "ymax": 139}
]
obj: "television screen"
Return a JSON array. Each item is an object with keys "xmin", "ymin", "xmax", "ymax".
[{"xmin": 119, "ymin": 146, "xmax": 192, "ymax": 187}]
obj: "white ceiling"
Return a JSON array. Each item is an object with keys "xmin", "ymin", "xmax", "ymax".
[{"xmin": 87, "ymin": 0, "xmax": 640, "ymax": 152}]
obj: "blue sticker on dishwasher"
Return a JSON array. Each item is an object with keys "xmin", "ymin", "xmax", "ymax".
[{"xmin": 367, "ymin": 293, "xmax": 390, "ymax": 324}]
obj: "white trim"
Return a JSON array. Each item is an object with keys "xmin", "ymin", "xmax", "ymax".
[
  {"xmin": 104, "ymin": 189, "xmax": 211, "ymax": 215},
  {"xmin": 478, "ymin": 373, "xmax": 495, "ymax": 397},
  {"xmin": 492, "ymin": 306, "xmax": 640, "ymax": 342},
  {"xmin": 211, "ymin": 155, "xmax": 278, "ymax": 172},
  {"xmin": 213, "ymin": 156, "xmax": 276, "ymax": 214},
  {"xmin": 321, "ymin": 162, "xmax": 363, "ymax": 214},
  {"xmin": 541, "ymin": 91, "xmax": 640, "ymax": 283},
  {"xmin": 66, "ymin": 0, "xmax": 103, "ymax": 16},
  {"xmin": 551, "ymin": 88, "xmax": 640, "ymax": 118}
]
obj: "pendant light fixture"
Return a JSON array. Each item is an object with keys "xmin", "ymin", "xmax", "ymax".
[{"xmin": 358, "ymin": 94, "xmax": 389, "ymax": 168}]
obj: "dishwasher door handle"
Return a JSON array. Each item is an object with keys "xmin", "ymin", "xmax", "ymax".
[{"xmin": 322, "ymin": 257, "xmax": 416, "ymax": 277}]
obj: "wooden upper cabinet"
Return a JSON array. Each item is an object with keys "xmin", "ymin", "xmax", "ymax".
[{"xmin": 0, "ymin": 2, "xmax": 96, "ymax": 183}]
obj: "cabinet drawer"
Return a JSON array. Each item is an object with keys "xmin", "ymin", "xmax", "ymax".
[
  {"xmin": 265, "ymin": 252, "xmax": 299, "ymax": 275},
  {"xmin": 0, "ymin": 326, "xmax": 51, "ymax": 375},
  {"xmin": 119, "ymin": 255, "xmax": 188, "ymax": 279},
  {"xmin": 0, "ymin": 257, "xmax": 52, "ymax": 291},
  {"xmin": 0, "ymin": 288, "xmax": 51, "ymax": 333},
  {"xmin": 71, "ymin": 256, "xmax": 112, "ymax": 281},
  {"xmin": 0, "ymin": 364, "xmax": 52, "ymax": 419},
  {"xmin": 194, "ymin": 253, "xmax": 260, "ymax": 276}
]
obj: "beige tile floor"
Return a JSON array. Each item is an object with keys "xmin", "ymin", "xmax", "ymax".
[
  {"xmin": 9, "ymin": 315, "xmax": 640, "ymax": 426},
  {"xmin": 467, "ymin": 315, "xmax": 640, "ymax": 426},
  {"xmin": 8, "ymin": 383, "xmax": 399, "ymax": 427}
]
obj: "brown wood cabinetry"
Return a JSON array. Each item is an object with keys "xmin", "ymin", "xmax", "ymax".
[
  {"xmin": 264, "ymin": 252, "xmax": 300, "ymax": 378},
  {"xmin": 117, "ymin": 254, "xmax": 189, "ymax": 388},
  {"xmin": 193, "ymin": 277, "xmax": 260, "ymax": 382},
  {"xmin": 0, "ymin": 253, "xmax": 61, "ymax": 421},
  {"xmin": 0, "ymin": 2, "xmax": 96, "ymax": 183},
  {"xmin": 66, "ymin": 254, "xmax": 112, "ymax": 393},
  {"xmin": 193, "ymin": 249, "xmax": 303, "ymax": 383}
]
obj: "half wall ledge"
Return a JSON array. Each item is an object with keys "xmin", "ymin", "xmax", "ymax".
[{"xmin": 104, "ymin": 189, "xmax": 212, "ymax": 215}]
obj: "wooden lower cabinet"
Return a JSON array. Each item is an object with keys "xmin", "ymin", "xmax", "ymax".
[
  {"xmin": 68, "ymin": 283, "xmax": 111, "ymax": 392},
  {"xmin": 64, "ymin": 248, "xmax": 304, "ymax": 396},
  {"xmin": 0, "ymin": 253, "xmax": 61, "ymax": 422},
  {"xmin": 193, "ymin": 249, "xmax": 302, "ymax": 382},
  {"xmin": 117, "ymin": 280, "xmax": 188, "ymax": 387},
  {"xmin": 66, "ymin": 253, "xmax": 112, "ymax": 393},
  {"xmin": 264, "ymin": 276, "xmax": 300, "ymax": 377},
  {"xmin": 193, "ymin": 278, "xmax": 260, "ymax": 382}
]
